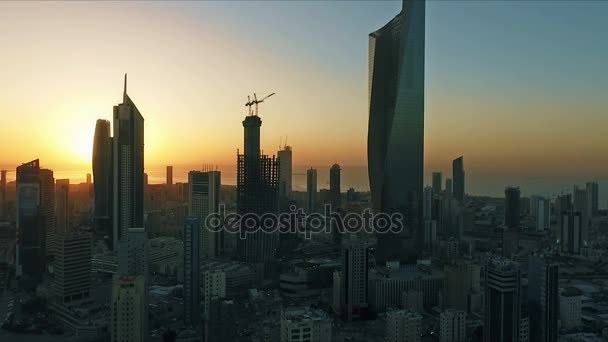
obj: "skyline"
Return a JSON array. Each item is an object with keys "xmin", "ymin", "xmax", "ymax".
[{"xmin": 1, "ymin": 1, "xmax": 608, "ymax": 200}]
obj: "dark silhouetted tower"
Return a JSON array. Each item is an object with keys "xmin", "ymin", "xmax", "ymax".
[
  {"xmin": 166, "ymin": 165, "xmax": 173, "ymax": 186},
  {"xmin": 112, "ymin": 74, "xmax": 145, "ymax": 248},
  {"xmin": 452, "ymin": 156, "xmax": 464, "ymax": 203},
  {"xmin": 93, "ymin": 119, "xmax": 113, "ymax": 248},
  {"xmin": 485, "ymin": 257, "xmax": 521, "ymax": 342},
  {"xmin": 368, "ymin": 0, "xmax": 425, "ymax": 263},
  {"xmin": 307, "ymin": 168, "xmax": 317, "ymax": 213},
  {"xmin": 505, "ymin": 187, "xmax": 521, "ymax": 228},
  {"xmin": 528, "ymin": 255, "xmax": 559, "ymax": 342},
  {"xmin": 432, "ymin": 172, "xmax": 442, "ymax": 196},
  {"xmin": 330, "ymin": 164, "xmax": 341, "ymax": 210},
  {"xmin": 237, "ymin": 114, "xmax": 279, "ymax": 267},
  {"xmin": 0, "ymin": 169, "xmax": 6, "ymax": 220}
]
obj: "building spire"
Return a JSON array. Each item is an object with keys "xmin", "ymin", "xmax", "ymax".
[{"xmin": 123, "ymin": 73, "xmax": 127, "ymax": 102}]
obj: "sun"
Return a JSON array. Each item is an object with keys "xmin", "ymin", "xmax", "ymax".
[{"xmin": 71, "ymin": 129, "xmax": 94, "ymax": 164}]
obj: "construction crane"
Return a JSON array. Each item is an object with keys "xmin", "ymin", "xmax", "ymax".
[{"xmin": 245, "ymin": 92, "xmax": 275, "ymax": 116}]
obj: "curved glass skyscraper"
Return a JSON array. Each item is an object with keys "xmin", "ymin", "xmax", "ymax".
[{"xmin": 368, "ymin": 0, "xmax": 425, "ymax": 262}]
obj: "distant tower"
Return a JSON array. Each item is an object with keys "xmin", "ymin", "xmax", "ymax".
[
  {"xmin": 330, "ymin": 164, "xmax": 341, "ymax": 210},
  {"xmin": 423, "ymin": 186, "xmax": 433, "ymax": 221},
  {"xmin": 504, "ymin": 187, "xmax": 521, "ymax": 228},
  {"xmin": 112, "ymin": 74, "xmax": 144, "ymax": 249},
  {"xmin": 166, "ymin": 165, "xmax": 173, "ymax": 186},
  {"xmin": 16, "ymin": 159, "xmax": 54, "ymax": 279},
  {"xmin": 188, "ymin": 170, "xmax": 222, "ymax": 259},
  {"xmin": 368, "ymin": 0, "xmax": 425, "ymax": 263},
  {"xmin": 528, "ymin": 255, "xmax": 559, "ymax": 342},
  {"xmin": 306, "ymin": 168, "xmax": 318, "ymax": 213},
  {"xmin": 55, "ymin": 179, "xmax": 70, "ymax": 235},
  {"xmin": 183, "ymin": 217, "xmax": 201, "ymax": 328},
  {"xmin": 586, "ymin": 182, "xmax": 599, "ymax": 218},
  {"xmin": 561, "ymin": 210, "xmax": 583, "ymax": 255},
  {"xmin": 445, "ymin": 178, "xmax": 453, "ymax": 199},
  {"xmin": 0, "ymin": 169, "xmax": 6, "ymax": 219},
  {"xmin": 236, "ymin": 112, "xmax": 279, "ymax": 267},
  {"xmin": 452, "ymin": 157, "xmax": 464, "ymax": 203},
  {"xmin": 278, "ymin": 145, "xmax": 292, "ymax": 198},
  {"xmin": 484, "ymin": 257, "xmax": 521, "ymax": 342},
  {"xmin": 86, "ymin": 173, "xmax": 92, "ymax": 184},
  {"xmin": 573, "ymin": 185, "xmax": 589, "ymax": 243},
  {"xmin": 432, "ymin": 172, "xmax": 442, "ymax": 195}
]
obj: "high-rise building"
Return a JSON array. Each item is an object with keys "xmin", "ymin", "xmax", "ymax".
[
  {"xmin": 236, "ymin": 114, "xmax": 279, "ymax": 266},
  {"xmin": 280, "ymin": 306, "xmax": 332, "ymax": 342},
  {"xmin": 203, "ymin": 270, "xmax": 226, "ymax": 316},
  {"xmin": 573, "ymin": 185, "xmax": 589, "ymax": 242},
  {"xmin": 117, "ymin": 227, "xmax": 148, "ymax": 277},
  {"xmin": 368, "ymin": 0, "xmax": 425, "ymax": 263},
  {"xmin": 452, "ymin": 157, "xmax": 464, "ymax": 203},
  {"xmin": 439, "ymin": 309, "xmax": 466, "ymax": 342},
  {"xmin": 530, "ymin": 196, "xmax": 550, "ymax": 232},
  {"xmin": 528, "ymin": 255, "xmax": 558, "ymax": 342},
  {"xmin": 386, "ymin": 309, "xmax": 422, "ymax": 342},
  {"xmin": 111, "ymin": 275, "xmax": 146, "ymax": 342},
  {"xmin": 423, "ymin": 186, "xmax": 433, "ymax": 221},
  {"xmin": 188, "ymin": 170, "xmax": 222, "ymax": 259},
  {"xmin": 55, "ymin": 179, "xmax": 70, "ymax": 235},
  {"xmin": 432, "ymin": 172, "xmax": 442, "ymax": 195},
  {"xmin": 93, "ymin": 119, "xmax": 113, "ymax": 248},
  {"xmin": 0, "ymin": 169, "xmax": 6, "ymax": 220},
  {"xmin": 206, "ymin": 298, "xmax": 237, "ymax": 342},
  {"xmin": 16, "ymin": 159, "xmax": 54, "ymax": 279},
  {"xmin": 329, "ymin": 164, "xmax": 341, "ymax": 210},
  {"xmin": 586, "ymin": 182, "xmax": 599, "ymax": 218},
  {"xmin": 53, "ymin": 232, "xmax": 91, "ymax": 305},
  {"xmin": 278, "ymin": 145, "xmax": 292, "ymax": 199},
  {"xmin": 166, "ymin": 165, "xmax": 173, "ymax": 186},
  {"xmin": 112, "ymin": 74, "xmax": 144, "ymax": 249},
  {"xmin": 504, "ymin": 187, "xmax": 521, "ymax": 228},
  {"xmin": 444, "ymin": 262, "xmax": 473, "ymax": 312},
  {"xmin": 183, "ymin": 217, "xmax": 201, "ymax": 328},
  {"xmin": 306, "ymin": 168, "xmax": 317, "ymax": 213},
  {"xmin": 335, "ymin": 239, "xmax": 370, "ymax": 321},
  {"xmin": 484, "ymin": 257, "xmax": 521, "ymax": 342},
  {"xmin": 561, "ymin": 210, "xmax": 583, "ymax": 254},
  {"xmin": 559, "ymin": 287, "xmax": 582, "ymax": 330}
]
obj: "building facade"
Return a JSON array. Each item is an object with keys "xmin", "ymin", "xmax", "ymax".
[{"xmin": 93, "ymin": 118, "xmax": 113, "ymax": 248}]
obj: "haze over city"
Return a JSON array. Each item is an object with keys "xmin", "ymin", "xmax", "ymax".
[{"xmin": 1, "ymin": 1, "xmax": 607, "ymax": 200}]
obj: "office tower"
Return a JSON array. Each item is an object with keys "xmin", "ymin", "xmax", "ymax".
[
  {"xmin": 203, "ymin": 270, "xmax": 226, "ymax": 316},
  {"xmin": 278, "ymin": 145, "xmax": 292, "ymax": 198},
  {"xmin": 423, "ymin": 186, "xmax": 433, "ymax": 220},
  {"xmin": 484, "ymin": 257, "xmax": 521, "ymax": 342},
  {"xmin": 573, "ymin": 185, "xmax": 589, "ymax": 242},
  {"xmin": 528, "ymin": 255, "xmax": 558, "ymax": 342},
  {"xmin": 143, "ymin": 173, "xmax": 148, "ymax": 186},
  {"xmin": 444, "ymin": 263, "xmax": 473, "ymax": 312},
  {"xmin": 386, "ymin": 309, "xmax": 422, "ymax": 342},
  {"xmin": 586, "ymin": 182, "xmax": 599, "ymax": 218},
  {"xmin": 280, "ymin": 306, "xmax": 332, "ymax": 342},
  {"xmin": 236, "ymin": 114, "xmax": 279, "ymax": 266},
  {"xmin": 183, "ymin": 217, "xmax": 201, "ymax": 328},
  {"xmin": 368, "ymin": 0, "xmax": 425, "ymax": 263},
  {"xmin": 452, "ymin": 156, "xmax": 464, "ymax": 203},
  {"xmin": 559, "ymin": 287, "xmax": 582, "ymax": 330},
  {"xmin": 53, "ymin": 232, "xmax": 91, "ymax": 305},
  {"xmin": 112, "ymin": 75, "xmax": 144, "ymax": 249},
  {"xmin": 329, "ymin": 164, "xmax": 341, "ymax": 210},
  {"xmin": 206, "ymin": 298, "xmax": 237, "ymax": 342},
  {"xmin": 530, "ymin": 196, "xmax": 550, "ymax": 232},
  {"xmin": 117, "ymin": 227, "xmax": 148, "ymax": 277},
  {"xmin": 111, "ymin": 275, "xmax": 146, "ymax": 342},
  {"xmin": 188, "ymin": 170, "xmax": 222, "ymax": 259},
  {"xmin": 86, "ymin": 173, "xmax": 91, "ymax": 184},
  {"xmin": 93, "ymin": 118, "xmax": 113, "ymax": 246},
  {"xmin": 504, "ymin": 187, "xmax": 521, "ymax": 228},
  {"xmin": 166, "ymin": 165, "xmax": 173, "ymax": 186},
  {"xmin": 0, "ymin": 169, "xmax": 6, "ymax": 219},
  {"xmin": 439, "ymin": 309, "xmax": 466, "ymax": 342},
  {"xmin": 555, "ymin": 193, "xmax": 572, "ymax": 214},
  {"xmin": 55, "ymin": 179, "xmax": 70, "ymax": 234},
  {"xmin": 336, "ymin": 239, "xmax": 369, "ymax": 321},
  {"xmin": 16, "ymin": 159, "xmax": 54, "ymax": 278},
  {"xmin": 560, "ymin": 210, "xmax": 583, "ymax": 254},
  {"xmin": 306, "ymin": 168, "xmax": 317, "ymax": 213},
  {"xmin": 445, "ymin": 178, "xmax": 452, "ymax": 199},
  {"xmin": 432, "ymin": 172, "xmax": 442, "ymax": 195}
]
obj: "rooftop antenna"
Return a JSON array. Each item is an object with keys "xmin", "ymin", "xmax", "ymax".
[
  {"xmin": 284, "ymin": 135, "xmax": 288, "ymax": 148},
  {"xmin": 123, "ymin": 73, "xmax": 127, "ymax": 101},
  {"xmin": 279, "ymin": 136, "xmax": 283, "ymax": 151}
]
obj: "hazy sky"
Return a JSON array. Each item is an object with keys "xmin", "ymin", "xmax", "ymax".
[{"xmin": 1, "ymin": 1, "xmax": 607, "ymax": 197}]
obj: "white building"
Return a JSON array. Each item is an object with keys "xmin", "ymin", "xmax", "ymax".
[
  {"xmin": 439, "ymin": 309, "xmax": 466, "ymax": 342},
  {"xmin": 560, "ymin": 287, "xmax": 582, "ymax": 330},
  {"xmin": 386, "ymin": 309, "xmax": 422, "ymax": 342},
  {"xmin": 280, "ymin": 306, "xmax": 331, "ymax": 342},
  {"xmin": 203, "ymin": 270, "xmax": 226, "ymax": 316},
  {"xmin": 111, "ymin": 275, "xmax": 146, "ymax": 342}
]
